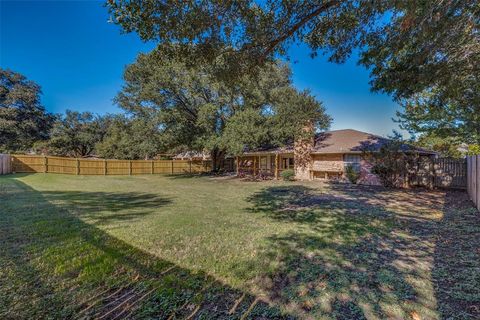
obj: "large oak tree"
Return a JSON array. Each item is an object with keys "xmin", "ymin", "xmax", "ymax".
[{"xmin": 116, "ymin": 48, "xmax": 330, "ymax": 170}]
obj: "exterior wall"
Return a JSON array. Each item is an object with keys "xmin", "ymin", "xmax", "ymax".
[
  {"xmin": 310, "ymin": 153, "xmax": 344, "ymax": 179},
  {"xmin": 308, "ymin": 153, "xmax": 382, "ymax": 185}
]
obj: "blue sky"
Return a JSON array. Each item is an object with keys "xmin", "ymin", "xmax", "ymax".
[{"xmin": 1, "ymin": 1, "xmax": 405, "ymax": 137}]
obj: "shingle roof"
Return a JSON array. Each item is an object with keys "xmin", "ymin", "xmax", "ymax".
[
  {"xmin": 312, "ymin": 129, "xmax": 387, "ymax": 153},
  {"xmin": 243, "ymin": 129, "xmax": 436, "ymax": 155}
]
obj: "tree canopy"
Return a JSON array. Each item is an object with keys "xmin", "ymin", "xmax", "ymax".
[
  {"xmin": 47, "ymin": 110, "xmax": 112, "ymax": 158},
  {"xmin": 108, "ymin": 1, "xmax": 479, "ymax": 142},
  {"xmin": 0, "ymin": 69, "xmax": 54, "ymax": 152},
  {"xmin": 414, "ymin": 132, "xmax": 463, "ymax": 159},
  {"xmin": 116, "ymin": 48, "xmax": 330, "ymax": 169},
  {"xmin": 96, "ymin": 115, "xmax": 165, "ymax": 160}
]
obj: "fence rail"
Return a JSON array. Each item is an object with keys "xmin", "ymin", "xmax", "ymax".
[
  {"xmin": 11, "ymin": 155, "xmax": 213, "ymax": 175},
  {"xmin": 467, "ymin": 155, "xmax": 480, "ymax": 211},
  {"xmin": 0, "ymin": 154, "xmax": 12, "ymax": 175}
]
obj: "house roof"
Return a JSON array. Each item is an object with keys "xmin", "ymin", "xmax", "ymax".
[
  {"xmin": 173, "ymin": 151, "xmax": 210, "ymax": 160},
  {"xmin": 243, "ymin": 129, "xmax": 436, "ymax": 155},
  {"xmin": 312, "ymin": 129, "xmax": 389, "ymax": 154}
]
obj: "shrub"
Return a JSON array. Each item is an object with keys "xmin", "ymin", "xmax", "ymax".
[
  {"xmin": 363, "ymin": 132, "xmax": 414, "ymax": 188},
  {"xmin": 345, "ymin": 164, "xmax": 360, "ymax": 184},
  {"xmin": 280, "ymin": 169, "xmax": 295, "ymax": 181}
]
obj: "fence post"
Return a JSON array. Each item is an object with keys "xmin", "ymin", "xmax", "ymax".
[
  {"xmin": 76, "ymin": 159, "xmax": 80, "ymax": 175},
  {"xmin": 6, "ymin": 154, "xmax": 11, "ymax": 174},
  {"xmin": 0, "ymin": 154, "xmax": 9, "ymax": 175},
  {"xmin": 44, "ymin": 156, "xmax": 48, "ymax": 173},
  {"xmin": 189, "ymin": 160, "xmax": 192, "ymax": 173},
  {"xmin": 171, "ymin": 161, "xmax": 174, "ymax": 174},
  {"xmin": 432, "ymin": 158, "xmax": 436, "ymax": 189},
  {"xmin": 104, "ymin": 159, "xmax": 107, "ymax": 175},
  {"xmin": 468, "ymin": 157, "xmax": 471, "ymax": 197},
  {"xmin": 128, "ymin": 160, "xmax": 132, "ymax": 175},
  {"xmin": 151, "ymin": 160, "xmax": 154, "ymax": 174},
  {"xmin": 476, "ymin": 155, "xmax": 480, "ymax": 211},
  {"xmin": 472, "ymin": 156, "xmax": 477, "ymax": 207}
]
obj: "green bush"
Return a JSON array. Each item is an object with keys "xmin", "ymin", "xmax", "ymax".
[
  {"xmin": 345, "ymin": 164, "xmax": 360, "ymax": 184},
  {"xmin": 280, "ymin": 169, "xmax": 295, "ymax": 181}
]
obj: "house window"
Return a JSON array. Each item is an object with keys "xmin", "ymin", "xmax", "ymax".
[
  {"xmin": 282, "ymin": 157, "xmax": 294, "ymax": 169},
  {"xmin": 344, "ymin": 154, "xmax": 361, "ymax": 170},
  {"xmin": 260, "ymin": 156, "xmax": 267, "ymax": 170}
]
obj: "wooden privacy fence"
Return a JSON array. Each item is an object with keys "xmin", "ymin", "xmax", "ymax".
[
  {"xmin": 406, "ymin": 157, "xmax": 467, "ymax": 189},
  {"xmin": 467, "ymin": 155, "xmax": 480, "ymax": 211},
  {"xmin": 0, "ymin": 154, "xmax": 12, "ymax": 175},
  {"xmin": 433, "ymin": 157, "xmax": 467, "ymax": 189},
  {"xmin": 11, "ymin": 155, "xmax": 212, "ymax": 175}
]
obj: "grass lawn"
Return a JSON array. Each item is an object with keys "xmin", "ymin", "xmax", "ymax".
[{"xmin": 1, "ymin": 174, "xmax": 479, "ymax": 319}]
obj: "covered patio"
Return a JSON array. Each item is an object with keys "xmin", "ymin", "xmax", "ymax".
[{"xmin": 236, "ymin": 152, "xmax": 294, "ymax": 179}]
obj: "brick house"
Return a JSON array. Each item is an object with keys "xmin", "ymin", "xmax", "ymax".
[{"xmin": 236, "ymin": 129, "xmax": 435, "ymax": 184}]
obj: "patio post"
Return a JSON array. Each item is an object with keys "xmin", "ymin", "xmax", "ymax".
[
  {"xmin": 275, "ymin": 153, "xmax": 279, "ymax": 179},
  {"xmin": 236, "ymin": 156, "xmax": 239, "ymax": 176}
]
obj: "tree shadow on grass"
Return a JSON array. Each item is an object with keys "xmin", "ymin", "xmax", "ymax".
[
  {"xmin": 246, "ymin": 184, "xmax": 479, "ymax": 319},
  {"xmin": 166, "ymin": 172, "xmax": 237, "ymax": 181},
  {"xmin": 0, "ymin": 177, "xmax": 291, "ymax": 319},
  {"xmin": 39, "ymin": 190, "xmax": 172, "ymax": 226},
  {"xmin": 432, "ymin": 191, "xmax": 480, "ymax": 319}
]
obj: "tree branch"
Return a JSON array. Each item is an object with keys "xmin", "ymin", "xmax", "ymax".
[{"xmin": 261, "ymin": 1, "xmax": 340, "ymax": 59}]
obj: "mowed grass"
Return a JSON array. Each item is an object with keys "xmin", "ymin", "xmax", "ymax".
[{"xmin": 1, "ymin": 174, "xmax": 479, "ymax": 319}]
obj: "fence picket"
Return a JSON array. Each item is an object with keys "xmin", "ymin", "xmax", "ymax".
[
  {"xmin": 0, "ymin": 154, "xmax": 12, "ymax": 175},
  {"xmin": 477, "ymin": 156, "xmax": 480, "ymax": 211},
  {"xmin": 467, "ymin": 155, "xmax": 480, "ymax": 211},
  {"xmin": 472, "ymin": 156, "xmax": 477, "ymax": 206}
]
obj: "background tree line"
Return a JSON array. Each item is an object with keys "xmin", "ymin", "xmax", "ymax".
[{"xmin": 1, "ymin": 58, "xmax": 478, "ymax": 163}]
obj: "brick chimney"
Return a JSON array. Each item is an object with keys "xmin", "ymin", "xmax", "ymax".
[{"xmin": 294, "ymin": 122, "xmax": 314, "ymax": 180}]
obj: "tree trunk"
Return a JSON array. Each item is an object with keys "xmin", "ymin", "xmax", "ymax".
[
  {"xmin": 210, "ymin": 148, "xmax": 226, "ymax": 172},
  {"xmin": 211, "ymin": 150, "xmax": 217, "ymax": 172}
]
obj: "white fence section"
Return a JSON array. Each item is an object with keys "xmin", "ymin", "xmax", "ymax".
[
  {"xmin": 0, "ymin": 154, "xmax": 12, "ymax": 175},
  {"xmin": 467, "ymin": 155, "xmax": 480, "ymax": 211}
]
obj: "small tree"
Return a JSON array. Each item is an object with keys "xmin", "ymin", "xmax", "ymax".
[
  {"xmin": 96, "ymin": 115, "xmax": 165, "ymax": 160},
  {"xmin": 280, "ymin": 169, "xmax": 295, "ymax": 181},
  {"xmin": 345, "ymin": 164, "xmax": 360, "ymax": 184},
  {"xmin": 363, "ymin": 133, "xmax": 415, "ymax": 188}
]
